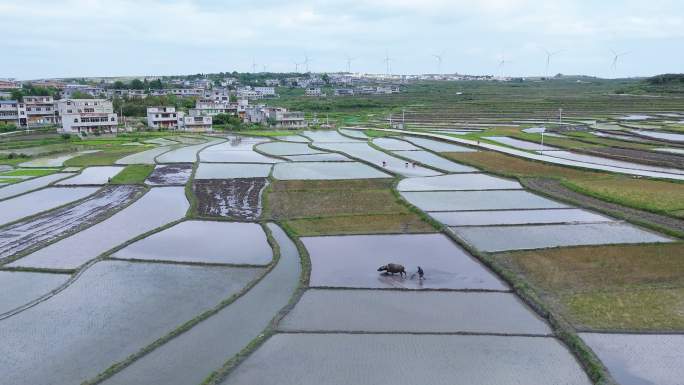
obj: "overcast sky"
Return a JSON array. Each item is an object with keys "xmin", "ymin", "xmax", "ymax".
[{"xmin": 1, "ymin": 0, "xmax": 682, "ymax": 79}]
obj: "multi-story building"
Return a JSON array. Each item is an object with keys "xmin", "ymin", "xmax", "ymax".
[
  {"xmin": 253, "ymin": 87, "xmax": 276, "ymax": 97},
  {"xmin": 107, "ymin": 89, "xmax": 147, "ymax": 99},
  {"xmin": 264, "ymin": 79, "xmax": 280, "ymax": 87},
  {"xmin": 57, "ymin": 99, "xmax": 118, "ymax": 134},
  {"xmin": 305, "ymin": 87, "xmax": 325, "ymax": 97},
  {"xmin": 147, "ymin": 106, "xmax": 180, "ymax": 129},
  {"xmin": 0, "ymin": 100, "xmax": 27, "ymax": 127},
  {"xmin": 24, "ymin": 96, "xmax": 57, "ymax": 126},
  {"xmin": 266, "ymin": 107, "xmax": 307, "ymax": 129},
  {"xmin": 204, "ymin": 88, "xmax": 231, "ymax": 102},
  {"xmin": 0, "ymin": 79, "xmax": 21, "ymax": 90},
  {"xmin": 62, "ymin": 84, "xmax": 106, "ymax": 98},
  {"xmin": 180, "ymin": 115, "xmax": 212, "ymax": 132}
]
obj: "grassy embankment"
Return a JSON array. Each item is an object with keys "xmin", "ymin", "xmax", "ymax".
[
  {"xmin": 109, "ymin": 164, "xmax": 155, "ymax": 184},
  {"xmin": 264, "ymin": 179, "xmax": 435, "ymax": 236},
  {"xmin": 443, "ymin": 150, "xmax": 684, "ymax": 218}
]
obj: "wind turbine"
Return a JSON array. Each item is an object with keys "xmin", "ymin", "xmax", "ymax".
[
  {"xmin": 542, "ymin": 48, "xmax": 562, "ymax": 78},
  {"xmin": 497, "ymin": 55, "xmax": 510, "ymax": 79},
  {"xmin": 251, "ymin": 57, "xmax": 257, "ymax": 74},
  {"xmin": 383, "ymin": 51, "xmax": 393, "ymax": 77},
  {"xmin": 611, "ymin": 50, "xmax": 629, "ymax": 74},
  {"xmin": 432, "ymin": 52, "xmax": 444, "ymax": 74},
  {"xmin": 303, "ymin": 55, "xmax": 311, "ymax": 72},
  {"xmin": 345, "ymin": 55, "xmax": 357, "ymax": 73},
  {"xmin": 293, "ymin": 61, "xmax": 300, "ymax": 73}
]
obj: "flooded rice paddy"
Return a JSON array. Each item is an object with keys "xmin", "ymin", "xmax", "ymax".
[
  {"xmin": 278, "ymin": 135, "xmax": 310, "ymax": 142},
  {"xmin": 195, "ymin": 163, "xmax": 272, "ymax": 179},
  {"xmin": 56, "ymin": 166, "xmax": 124, "ymax": 185},
  {"xmin": 544, "ymin": 150, "xmax": 684, "ymax": 175},
  {"xmin": 401, "ymin": 190, "xmax": 569, "ymax": 211},
  {"xmin": 0, "ymin": 185, "xmax": 144, "ymax": 261},
  {"xmin": 280, "ymin": 289, "xmax": 549, "ymax": 334},
  {"xmin": 301, "ymin": 130, "xmax": 362, "ymax": 142},
  {"xmin": 397, "ymin": 173, "xmax": 521, "ymax": 191},
  {"xmin": 633, "ymin": 130, "xmax": 684, "ymax": 142},
  {"xmin": 0, "ymin": 172, "xmax": 75, "ymax": 200},
  {"xmin": 116, "ymin": 145, "xmax": 179, "ymax": 164},
  {"xmin": 580, "ymin": 333, "xmax": 684, "ymax": 385},
  {"xmin": 283, "ymin": 153, "xmax": 351, "ymax": 162},
  {"xmin": 273, "ymin": 161, "xmax": 390, "ymax": 180},
  {"xmin": 452, "ymin": 223, "xmax": 672, "ymax": 252},
  {"xmin": 314, "ymin": 142, "xmax": 441, "ymax": 177},
  {"xmin": 156, "ymin": 140, "xmax": 223, "ymax": 163},
  {"xmin": 302, "ymin": 233, "xmax": 507, "ymax": 290},
  {"xmin": 0, "ymin": 187, "xmax": 98, "ymax": 226},
  {"xmin": 113, "ymin": 221, "xmax": 272, "ymax": 265},
  {"xmin": 0, "ymin": 261, "xmax": 262, "ymax": 385},
  {"xmin": 372, "ymin": 137, "xmax": 421, "ymax": 150},
  {"xmin": 338, "ymin": 129, "xmax": 368, "ymax": 139},
  {"xmin": 393, "ymin": 150, "xmax": 479, "ymax": 173},
  {"xmin": 431, "ymin": 208, "xmax": 612, "ymax": 226},
  {"xmin": 220, "ymin": 334, "xmax": 591, "ymax": 385},
  {"xmin": 199, "ymin": 140, "xmax": 281, "ymax": 163},
  {"xmin": 403, "ymin": 136, "xmax": 477, "ymax": 152},
  {"xmin": 0, "ymin": 271, "xmax": 70, "ymax": 315},
  {"xmin": 193, "ymin": 178, "xmax": 268, "ymax": 220},
  {"xmin": 10, "ymin": 187, "xmax": 189, "ymax": 269},
  {"xmin": 145, "ymin": 163, "xmax": 192, "ymax": 185},
  {"xmin": 103, "ymin": 223, "xmax": 300, "ymax": 385},
  {"xmin": 256, "ymin": 142, "xmax": 324, "ymax": 156},
  {"xmin": 485, "ymin": 136, "xmax": 558, "ymax": 151},
  {"xmin": 18, "ymin": 150, "xmax": 100, "ymax": 168}
]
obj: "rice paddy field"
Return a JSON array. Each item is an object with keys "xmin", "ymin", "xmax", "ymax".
[{"xmin": 1, "ymin": 78, "xmax": 683, "ymax": 385}]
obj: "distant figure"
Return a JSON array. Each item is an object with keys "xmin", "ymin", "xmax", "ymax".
[
  {"xmin": 382, "ymin": 161, "xmax": 387, "ymax": 167},
  {"xmin": 377, "ymin": 263, "xmax": 406, "ymax": 277},
  {"xmin": 107, "ymin": 177, "xmax": 111, "ymax": 183},
  {"xmin": 405, "ymin": 162, "xmax": 409, "ymax": 168},
  {"xmin": 417, "ymin": 266, "xmax": 424, "ymax": 280}
]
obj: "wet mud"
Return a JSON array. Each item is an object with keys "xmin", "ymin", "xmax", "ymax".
[
  {"xmin": 193, "ymin": 178, "xmax": 268, "ymax": 220},
  {"xmin": 146, "ymin": 164, "xmax": 192, "ymax": 186}
]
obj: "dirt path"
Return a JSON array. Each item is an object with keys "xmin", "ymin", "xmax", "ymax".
[
  {"xmin": 0, "ymin": 185, "xmax": 145, "ymax": 262},
  {"xmin": 521, "ymin": 177, "xmax": 684, "ymax": 238}
]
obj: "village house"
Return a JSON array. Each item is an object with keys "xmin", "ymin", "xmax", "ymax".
[
  {"xmin": 0, "ymin": 100, "xmax": 27, "ymax": 127},
  {"xmin": 57, "ymin": 98, "xmax": 118, "ymax": 134},
  {"xmin": 24, "ymin": 95, "xmax": 57, "ymax": 126},
  {"xmin": 146, "ymin": 106, "xmax": 180, "ymax": 129}
]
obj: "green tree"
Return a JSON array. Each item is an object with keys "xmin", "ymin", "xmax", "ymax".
[
  {"xmin": 113, "ymin": 81, "xmax": 125, "ymax": 89},
  {"xmin": 10, "ymin": 89, "xmax": 23, "ymax": 101},
  {"xmin": 129, "ymin": 79, "xmax": 145, "ymax": 90}
]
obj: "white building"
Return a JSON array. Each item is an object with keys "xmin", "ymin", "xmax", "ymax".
[
  {"xmin": 264, "ymin": 79, "xmax": 280, "ymax": 86},
  {"xmin": 0, "ymin": 100, "xmax": 27, "ymax": 127},
  {"xmin": 147, "ymin": 106, "xmax": 180, "ymax": 129},
  {"xmin": 23, "ymin": 96, "xmax": 57, "ymax": 126},
  {"xmin": 305, "ymin": 87, "xmax": 325, "ymax": 97},
  {"xmin": 180, "ymin": 115, "xmax": 212, "ymax": 132},
  {"xmin": 253, "ymin": 87, "xmax": 276, "ymax": 97},
  {"xmin": 62, "ymin": 84, "xmax": 106, "ymax": 98},
  {"xmin": 57, "ymin": 99, "xmax": 118, "ymax": 134}
]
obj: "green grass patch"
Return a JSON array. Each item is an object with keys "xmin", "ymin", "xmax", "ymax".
[
  {"xmin": 109, "ymin": 164, "xmax": 155, "ymax": 184},
  {"xmin": 443, "ymin": 151, "xmax": 684, "ymax": 216},
  {"xmin": 64, "ymin": 146, "xmax": 147, "ymax": 167},
  {"xmin": 0, "ymin": 168, "xmax": 56, "ymax": 177},
  {"xmin": 495, "ymin": 243, "xmax": 684, "ymax": 331}
]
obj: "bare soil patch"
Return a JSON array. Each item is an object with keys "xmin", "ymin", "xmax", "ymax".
[{"xmin": 193, "ymin": 178, "xmax": 268, "ymax": 220}]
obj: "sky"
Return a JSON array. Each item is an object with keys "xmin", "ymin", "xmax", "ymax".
[{"xmin": 1, "ymin": 0, "xmax": 682, "ymax": 80}]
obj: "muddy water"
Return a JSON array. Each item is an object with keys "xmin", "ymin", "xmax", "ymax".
[
  {"xmin": 195, "ymin": 163, "xmax": 272, "ymax": 179},
  {"xmin": 403, "ymin": 136, "xmax": 477, "ymax": 152},
  {"xmin": 302, "ymin": 233, "xmax": 507, "ymax": 290},
  {"xmin": 401, "ymin": 190, "xmax": 569, "ymax": 211},
  {"xmin": 0, "ymin": 185, "xmax": 144, "ymax": 261},
  {"xmin": 113, "ymin": 221, "xmax": 272, "ymax": 265},
  {"xmin": 393, "ymin": 150, "xmax": 479, "ymax": 173},
  {"xmin": 0, "ymin": 173, "xmax": 75, "ymax": 200},
  {"xmin": 10, "ymin": 187, "xmax": 189, "ymax": 269},
  {"xmin": 221, "ymin": 334, "xmax": 591, "ymax": 385},
  {"xmin": 0, "ymin": 271, "xmax": 70, "ymax": 315},
  {"xmin": 372, "ymin": 137, "xmax": 420, "ymax": 151},
  {"xmin": 283, "ymin": 153, "xmax": 351, "ymax": 162},
  {"xmin": 314, "ymin": 142, "xmax": 441, "ymax": 177},
  {"xmin": 145, "ymin": 164, "xmax": 192, "ymax": 185},
  {"xmin": 452, "ymin": 222, "xmax": 672, "ymax": 252},
  {"xmin": 0, "ymin": 261, "xmax": 262, "ymax": 385},
  {"xmin": 281, "ymin": 289, "xmax": 549, "ymax": 334},
  {"xmin": 0, "ymin": 187, "xmax": 98, "ymax": 226},
  {"xmin": 103, "ymin": 223, "xmax": 300, "ymax": 385},
  {"xmin": 581, "ymin": 333, "xmax": 683, "ymax": 385},
  {"xmin": 431, "ymin": 208, "xmax": 613, "ymax": 226},
  {"xmin": 256, "ymin": 142, "xmax": 324, "ymax": 156},
  {"xmin": 57, "ymin": 166, "xmax": 124, "ymax": 185},
  {"xmin": 398, "ymin": 173, "xmax": 521, "ymax": 191},
  {"xmin": 273, "ymin": 161, "xmax": 390, "ymax": 180},
  {"xmin": 193, "ymin": 178, "xmax": 268, "ymax": 220}
]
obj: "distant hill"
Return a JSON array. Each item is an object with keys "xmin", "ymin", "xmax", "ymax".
[{"xmin": 617, "ymin": 73, "xmax": 684, "ymax": 94}]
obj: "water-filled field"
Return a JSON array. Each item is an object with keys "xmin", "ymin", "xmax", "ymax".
[
  {"xmin": 401, "ymin": 190, "xmax": 568, "ymax": 211},
  {"xmin": 372, "ymin": 137, "xmax": 421, "ymax": 150},
  {"xmin": 403, "ymin": 136, "xmax": 477, "ymax": 152},
  {"xmin": 393, "ymin": 150, "xmax": 479, "ymax": 172},
  {"xmin": 273, "ymin": 161, "xmax": 390, "ymax": 180},
  {"xmin": 0, "ymin": 173, "xmax": 75, "ymax": 200},
  {"xmin": 397, "ymin": 173, "xmax": 521, "ymax": 191},
  {"xmin": 256, "ymin": 142, "xmax": 324, "ymax": 156},
  {"xmin": 56, "ymin": 166, "xmax": 124, "ymax": 185},
  {"xmin": 113, "ymin": 221, "xmax": 272, "ymax": 265},
  {"xmin": 302, "ymin": 233, "xmax": 507, "ymax": 290},
  {"xmin": 195, "ymin": 163, "xmax": 272, "ymax": 179},
  {"xmin": 0, "ymin": 187, "xmax": 97, "ymax": 226},
  {"xmin": 0, "ymin": 271, "xmax": 70, "ymax": 315},
  {"xmin": 431, "ymin": 208, "xmax": 612, "ymax": 226},
  {"xmin": 145, "ymin": 163, "xmax": 192, "ymax": 185},
  {"xmin": 0, "ymin": 261, "xmax": 262, "ymax": 385}
]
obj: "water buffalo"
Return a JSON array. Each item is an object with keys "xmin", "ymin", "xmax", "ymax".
[{"xmin": 377, "ymin": 263, "xmax": 406, "ymax": 277}]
